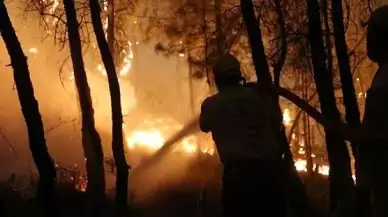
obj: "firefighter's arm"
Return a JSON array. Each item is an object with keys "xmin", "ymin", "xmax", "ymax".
[{"xmin": 200, "ymin": 99, "xmax": 211, "ymax": 133}]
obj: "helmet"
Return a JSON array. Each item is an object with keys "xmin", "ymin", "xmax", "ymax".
[
  {"xmin": 212, "ymin": 54, "xmax": 243, "ymax": 82},
  {"xmin": 367, "ymin": 6, "xmax": 388, "ymax": 63}
]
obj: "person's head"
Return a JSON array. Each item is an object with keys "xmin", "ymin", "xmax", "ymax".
[
  {"xmin": 367, "ymin": 5, "xmax": 388, "ymax": 64},
  {"xmin": 212, "ymin": 54, "xmax": 244, "ymax": 90}
]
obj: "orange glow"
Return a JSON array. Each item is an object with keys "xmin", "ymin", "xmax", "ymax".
[
  {"xmin": 124, "ymin": 118, "xmax": 215, "ymax": 155},
  {"xmin": 283, "ymin": 108, "xmax": 292, "ymax": 126},
  {"xmin": 294, "ymin": 158, "xmax": 330, "ymax": 177}
]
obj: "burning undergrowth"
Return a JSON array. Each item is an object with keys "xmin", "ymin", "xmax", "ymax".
[{"xmin": 122, "ymin": 115, "xmax": 218, "ymax": 204}]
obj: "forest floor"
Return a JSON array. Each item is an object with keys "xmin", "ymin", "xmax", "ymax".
[
  {"xmin": 0, "ymin": 172, "xmax": 330, "ymax": 217},
  {"xmin": 0, "ymin": 156, "xmax": 330, "ymax": 217}
]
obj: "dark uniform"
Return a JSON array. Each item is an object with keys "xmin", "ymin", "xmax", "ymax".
[
  {"xmin": 361, "ymin": 6, "xmax": 388, "ymax": 217},
  {"xmin": 200, "ymin": 54, "xmax": 286, "ymax": 217}
]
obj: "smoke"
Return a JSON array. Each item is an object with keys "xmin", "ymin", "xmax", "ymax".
[
  {"xmin": 0, "ymin": 0, "xmax": 215, "ymax": 200},
  {"xmin": 129, "ymin": 150, "xmax": 198, "ymax": 203},
  {"xmin": 128, "ymin": 117, "xmax": 199, "ymax": 200}
]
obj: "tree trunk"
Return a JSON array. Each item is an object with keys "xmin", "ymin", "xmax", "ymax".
[
  {"xmin": 89, "ymin": 0, "xmax": 130, "ymax": 213},
  {"xmin": 322, "ymin": 0, "xmax": 333, "ymax": 76},
  {"xmin": 63, "ymin": 0, "xmax": 106, "ymax": 214},
  {"xmin": 239, "ymin": 0, "xmax": 271, "ymax": 83},
  {"xmin": 0, "ymin": 1, "xmax": 58, "ymax": 215},
  {"xmin": 306, "ymin": 0, "xmax": 354, "ymax": 214},
  {"xmin": 331, "ymin": 0, "xmax": 366, "ymax": 215},
  {"xmin": 240, "ymin": 1, "xmax": 312, "ymax": 216},
  {"xmin": 331, "ymin": 0, "xmax": 361, "ymax": 155}
]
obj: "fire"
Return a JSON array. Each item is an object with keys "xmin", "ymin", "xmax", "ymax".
[
  {"xmin": 283, "ymin": 108, "xmax": 291, "ymax": 126},
  {"xmin": 49, "ymin": 0, "xmax": 59, "ymax": 14},
  {"xmin": 293, "ymin": 158, "xmax": 343, "ymax": 179},
  {"xmin": 124, "ymin": 118, "xmax": 215, "ymax": 155},
  {"xmin": 119, "ymin": 41, "xmax": 134, "ymax": 76},
  {"xmin": 97, "ymin": 64, "xmax": 107, "ymax": 76},
  {"xmin": 28, "ymin": 47, "xmax": 38, "ymax": 53},
  {"xmin": 294, "ymin": 158, "xmax": 330, "ymax": 176},
  {"xmin": 39, "ymin": 0, "xmax": 60, "ymax": 26},
  {"xmin": 127, "ymin": 130, "xmax": 165, "ymax": 150},
  {"xmin": 103, "ymin": 0, "xmax": 108, "ymax": 37},
  {"xmin": 294, "ymin": 159, "xmax": 308, "ymax": 172},
  {"xmin": 126, "ymin": 129, "xmax": 214, "ymax": 155}
]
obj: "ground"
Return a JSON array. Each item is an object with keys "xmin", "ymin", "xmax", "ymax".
[{"xmin": 0, "ymin": 157, "xmax": 330, "ymax": 217}]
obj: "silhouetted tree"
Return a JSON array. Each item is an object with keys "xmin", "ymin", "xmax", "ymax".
[
  {"xmin": 0, "ymin": 0, "xmax": 58, "ymax": 215},
  {"xmin": 306, "ymin": 0, "xmax": 354, "ymax": 214},
  {"xmin": 89, "ymin": 0, "xmax": 130, "ymax": 213},
  {"xmin": 63, "ymin": 0, "xmax": 106, "ymax": 215},
  {"xmin": 332, "ymin": 0, "xmax": 361, "ymax": 156},
  {"xmin": 240, "ymin": 1, "xmax": 313, "ymax": 216},
  {"xmin": 331, "ymin": 0, "xmax": 366, "ymax": 215},
  {"xmin": 25, "ymin": 0, "xmax": 136, "ymax": 76}
]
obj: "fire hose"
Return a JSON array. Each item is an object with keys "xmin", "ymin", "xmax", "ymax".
[{"xmin": 133, "ymin": 83, "xmax": 380, "ymax": 176}]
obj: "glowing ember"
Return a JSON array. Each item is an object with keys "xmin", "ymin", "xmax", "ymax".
[
  {"xmin": 294, "ymin": 158, "xmax": 331, "ymax": 177},
  {"xmin": 283, "ymin": 108, "xmax": 291, "ymax": 126},
  {"xmin": 294, "ymin": 159, "xmax": 307, "ymax": 172},
  {"xmin": 97, "ymin": 64, "xmax": 107, "ymax": 76},
  {"xmin": 69, "ymin": 71, "xmax": 74, "ymax": 81},
  {"xmin": 317, "ymin": 164, "xmax": 329, "ymax": 176},
  {"xmin": 28, "ymin": 47, "xmax": 38, "ymax": 53},
  {"xmin": 293, "ymin": 158, "xmax": 358, "ymax": 183}
]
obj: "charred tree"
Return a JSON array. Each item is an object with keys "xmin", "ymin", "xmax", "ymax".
[
  {"xmin": 0, "ymin": 0, "xmax": 58, "ymax": 215},
  {"xmin": 240, "ymin": 1, "xmax": 312, "ymax": 216},
  {"xmin": 89, "ymin": 0, "xmax": 130, "ymax": 212},
  {"xmin": 63, "ymin": 0, "xmax": 106, "ymax": 214},
  {"xmin": 306, "ymin": 0, "xmax": 354, "ymax": 214},
  {"xmin": 331, "ymin": 0, "xmax": 365, "ymax": 216}
]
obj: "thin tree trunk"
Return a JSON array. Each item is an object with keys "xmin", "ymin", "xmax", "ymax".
[
  {"xmin": 89, "ymin": 0, "xmax": 130, "ymax": 212},
  {"xmin": 306, "ymin": 0, "xmax": 354, "ymax": 214},
  {"xmin": 240, "ymin": 1, "xmax": 312, "ymax": 216},
  {"xmin": 331, "ymin": 0, "xmax": 361, "ymax": 151},
  {"xmin": 331, "ymin": 0, "xmax": 366, "ymax": 215},
  {"xmin": 63, "ymin": 0, "xmax": 106, "ymax": 215},
  {"xmin": 239, "ymin": 0, "xmax": 271, "ymax": 83},
  {"xmin": 0, "ymin": 1, "xmax": 58, "ymax": 215},
  {"xmin": 322, "ymin": 0, "xmax": 333, "ymax": 76}
]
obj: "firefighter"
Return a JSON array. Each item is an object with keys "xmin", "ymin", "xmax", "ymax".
[
  {"xmin": 361, "ymin": 5, "xmax": 388, "ymax": 217},
  {"xmin": 199, "ymin": 54, "xmax": 286, "ymax": 217}
]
